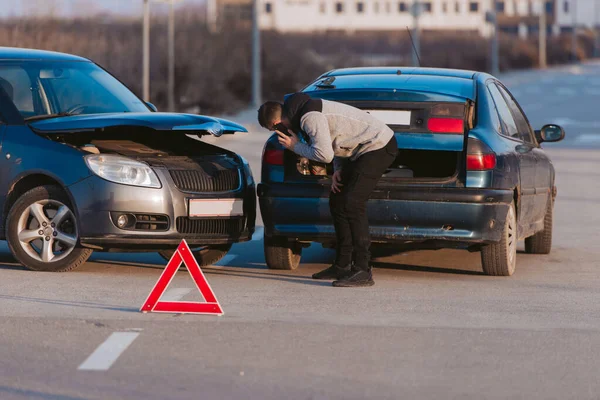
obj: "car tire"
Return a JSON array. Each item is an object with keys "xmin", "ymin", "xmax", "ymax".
[
  {"xmin": 6, "ymin": 185, "xmax": 93, "ymax": 272},
  {"xmin": 159, "ymin": 244, "xmax": 232, "ymax": 267},
  {"xmin": 524, "ymin": 198, "xmax": 553, "ymax": 255},
  {"xmin": 264, "ymin": 235, "xmax": 302, "ymax": 270},
  {"xmin": 481, "ymin": 201, "xmax": 517, "ymax": 276}
]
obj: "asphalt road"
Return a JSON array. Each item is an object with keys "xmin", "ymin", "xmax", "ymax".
[{"xmin": 1, "ymin": 64, "xmax": 600, "ymax": 400}]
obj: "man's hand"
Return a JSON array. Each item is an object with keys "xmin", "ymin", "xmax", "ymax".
[
  {"xmin": 276, "ymin": 129, "xmax": 298, "ymax": 150},
  {"xmin": 331, "ymin": 170, "xmax": 344, "ymax": 193}
]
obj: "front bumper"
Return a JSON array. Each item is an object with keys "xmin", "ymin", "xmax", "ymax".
[
  {"xmin": 258, "ymin": 183, "xmax": 512, "ymax": 246},
  {"xmin": 68, "ymin": 170, "xmax": 256, "ymax": 251}
]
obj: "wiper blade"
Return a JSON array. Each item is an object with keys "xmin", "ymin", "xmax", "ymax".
[{"xmin": 24, "ymin": 112, "xmax": 73, "ymax": 122}]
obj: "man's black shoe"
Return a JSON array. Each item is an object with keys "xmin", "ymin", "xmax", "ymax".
[
  {"xmin": 332, "ymin": 269, "xmax": 375, "ymax": 287},
  {"xmin": 312, "ymin": 264, "xmax": 351, "ymax": 280}
]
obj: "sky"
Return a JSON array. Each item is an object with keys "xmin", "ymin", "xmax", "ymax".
[{"xmin": 2, "ymin": 0, "xmax": 205, "ymax": 18}]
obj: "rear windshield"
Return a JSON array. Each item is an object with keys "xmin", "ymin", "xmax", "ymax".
[
  {"xmin": 0, "ymin": 61, "xmax": 149, "ymax": 119},
  {"xmin": 303, "ymin": 74, "xmax": 475, "ymax": 100}
]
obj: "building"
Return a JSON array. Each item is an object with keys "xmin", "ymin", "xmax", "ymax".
[{"xmin": 209, "ymin": 0, "xmax": 600, "ymax": 38}]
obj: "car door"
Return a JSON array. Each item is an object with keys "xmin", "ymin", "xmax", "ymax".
[
  {"xmin": 496, "ymin": 83, "xmax": 549, "ymax": 226},
  {"xmin": 486, "ymin": 82, "xmax": 537, "ymax": 235},
  {"xmin": 0, "ymin": 65, "xmax": 37, "ymax": 234}
]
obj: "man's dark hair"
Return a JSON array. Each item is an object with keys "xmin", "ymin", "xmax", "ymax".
[{"xmin": 257, "ymin": 101, "xmax": 283, "ymax": 128}]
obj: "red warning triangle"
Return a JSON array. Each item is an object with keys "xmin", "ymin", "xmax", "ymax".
[{"xmin": 140, "ymin": 240, "xmax": 223, "ymax": 315}]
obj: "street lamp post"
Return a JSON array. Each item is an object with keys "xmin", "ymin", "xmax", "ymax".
[
  {"xmin": 252, "ymin": 0, "xmax": 261, "ymax": 108},
  {"xmin": 167, "ymin": 0, "xmax": 175, "ymax": 111},
  {"xmin": 143, "ymin": 0, "xmax": 150, "ymax": 102},
  {"xmin": 486, "ymin": 1, "xmax": 499, "ymax": 76},
  {"xmin": 594, "ymin": 0, "xmax": 600, "ymax": 58},
  {"xmin": 411, "ymin": 0, "xmax": 421, "ymax": 67},
  {"xmin": 571, "ymin": 0, "xmax": 578, "ymax": 62},
  {"xmin": 142, "ymin": 0, "xmax": 179, "ymax": 110},
  {"xmin": 539, "ymin": 0, "xmax": 547, "ymax": 68}
]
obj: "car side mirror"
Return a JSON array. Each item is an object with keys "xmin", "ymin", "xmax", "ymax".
[
  {"xmin": 537, "ymin": 124, "xmax": 565, "ymax": 143},
  {"xmin": 145, "ymin": 102, "xmax": 158, "ymax": 112}
]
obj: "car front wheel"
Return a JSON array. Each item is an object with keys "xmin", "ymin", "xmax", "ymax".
[
  {"xmin": 159, "ymin": 244, "xmax": 232, "ymax": 267},
  {"xmin": 264, "ymin": 235, "xmax": 302, "ymax": 270},
  {"xmin": 481, "ymin": 201, "xmax": 517, "ymax": 276},
  {"xmin": 6, "ymin": 185, "xmax": 93, "ymax": 272}
]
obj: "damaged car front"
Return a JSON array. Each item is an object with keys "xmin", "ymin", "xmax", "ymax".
[{"xmin": 0, "ymin": 48, "xmax": 255, "ymax": 272}]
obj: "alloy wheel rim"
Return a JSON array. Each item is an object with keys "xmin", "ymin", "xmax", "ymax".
[
  {"xmin": 507, "ymin": 206, "xmax": 516, "ymax": 268},
  {"xmin": 17, "ymin": 200, "xmax": 78, "ymax": 263}
]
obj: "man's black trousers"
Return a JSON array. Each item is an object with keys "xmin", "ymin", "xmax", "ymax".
[{"xmin": 329, "ymin": 136, "xmax": 398, "ymax": 271}]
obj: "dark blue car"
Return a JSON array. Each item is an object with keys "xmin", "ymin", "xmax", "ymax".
[
  {"xmin": 258, "ymin": 67, "xmax": 564, "ymax": 276},
  {"xmin": 0, "ymin": 47, "xmax": 255, "ymax": 271}
]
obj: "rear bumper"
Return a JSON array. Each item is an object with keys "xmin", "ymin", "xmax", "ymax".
[{"xmin": 258, "ymin": 183, "xmax": 512, "ymax": 245}]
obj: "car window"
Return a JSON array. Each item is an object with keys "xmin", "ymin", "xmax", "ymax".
[
  {"xmin": 487, "ymin": 83, "xmax": 520, "ymax": 140},
  {"xmin": 496, "ymin": 84, "xmax": 536, "ymax": 144},
  {"xmin": 0, "ymin": 66, "xmax": 36, "ymax": 117},
  {"xmin": 483, "ymin": 86, "xmax": 502, "ymax": 134},
  {"xmin": 43, "ymin": 67, "xmax": 130, "ymax": 114},
  {"xmin": 0, "ymin": 61, "xmax": 149, "ymax": 119}
]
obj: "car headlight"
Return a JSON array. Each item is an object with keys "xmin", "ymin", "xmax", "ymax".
[{"xmin": 85, "ymin": 154, "xmax": 161, "ymax": 188}]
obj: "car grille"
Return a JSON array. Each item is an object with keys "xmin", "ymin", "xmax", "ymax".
[
  {"xmin": 169, "ymin": 169, "xmax": 240, "ymax": 193},
  {"xmin": 134, "ymin": 214, "xmax": 169, "ymax": 231},
  {"xmin": 176, "ymin": 217, "xmax": 245, "ymax": 236}
]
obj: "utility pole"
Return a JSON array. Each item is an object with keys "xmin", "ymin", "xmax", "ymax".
[
  {"xmin": 539, "ymin": 0, "xmax": 547, "ymax": 68},
  {"xmin": 411, "ymin": 0, "xmax": 421, "ymax": 67},
  {"xmin": 167, "ymin": 0, "xmax": 175, "ymax": 111},
  {"xmin": 486, "ymin": 1, "xmax": 499, "ymax": 75},
  {"xmin": 252, "ymin": 0, "xmax": 261, "ymax": 108},
  {"xmin": 571, "ymin": 0, "xmax": 578, "ymax": 62},
  {"xmin": 594, "ymin": 0, "xmax": 600, "ymax": 57},
  {"xmin": 143, "ymin": 0, "xmax": 150, "ymax": 102}
]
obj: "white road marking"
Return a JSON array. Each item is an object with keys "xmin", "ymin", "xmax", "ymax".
[
  {"xmin": 160, "ymin": 288, "xmax": 192, "ymax": 301},
  {"xmin": 78, "ymin": 332, "xmax": 140, "ymax": 371}
]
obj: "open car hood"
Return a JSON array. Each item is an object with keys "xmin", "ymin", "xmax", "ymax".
[{"xmin": 29, "ymin": 112, "xmax": 248, "ymax": 136}]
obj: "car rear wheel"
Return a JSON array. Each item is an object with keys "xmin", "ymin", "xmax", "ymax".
[
  {"xmin": 525, "ymin": 198, "xmax": 553, "ymax": 254},
  {"xmin": 481, "ymin": 201, "xmax": 517, "ymax": 276},
  {"xmin": 264, "ymin": 235, "xmax": 302, "ymax": 270},
  {"xmin": 159, "ymin": 244, "xmax": 232, "ymax": 267},
  {"xmin": 6, "ymin": 185, "xmax": 93, "ymax": 272}
]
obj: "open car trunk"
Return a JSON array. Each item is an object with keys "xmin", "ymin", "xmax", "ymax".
[{"xmin": 284, "ymin": 98, "xmax": 473, "ymax": 185}]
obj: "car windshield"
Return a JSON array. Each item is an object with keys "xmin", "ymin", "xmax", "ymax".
[{"xmin": 0, "ymin": 61, "xmax": 149, "ymax": 120}]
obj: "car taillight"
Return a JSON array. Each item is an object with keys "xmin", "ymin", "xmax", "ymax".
[
  {"xmin": 466, "ymin": 153, "xmax": 496, "ymax": 170},
  {"xmin": 427, "ymin": 117, "xmax": 464, "ymax": 133},
  {"xmin": 263, "ymin": 149, "xmax": 284, "ymax": 166}
]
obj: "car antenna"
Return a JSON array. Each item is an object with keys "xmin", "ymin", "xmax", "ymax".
[{"xmin": 406, "ymin": 26, "xmax": 422, "ymax": 67}]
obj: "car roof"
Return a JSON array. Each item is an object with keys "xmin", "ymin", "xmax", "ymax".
[
  {"xmin": 0, "ymin": 47, "xmax": 89, "ymax": 62},
  {"xmin": 305, "ymin": 67, "xmax": 478, "ymax": 101},
  {"xmin": 322, "ymin": 67, "xmax": 477, "ymax": 79}
]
